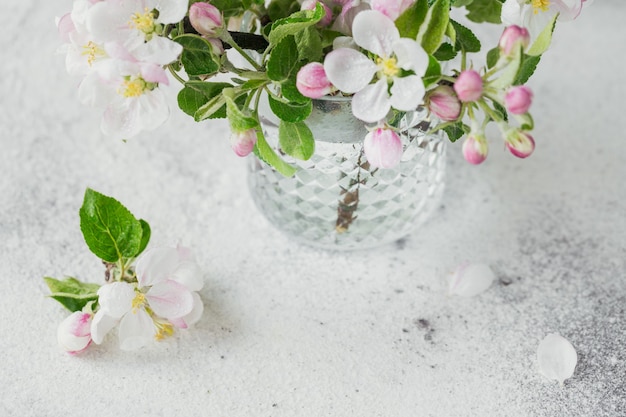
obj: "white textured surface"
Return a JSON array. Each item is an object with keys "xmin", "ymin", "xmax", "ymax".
[{"xmin": 1, "ymin": 2, "xmax": 625, "ymax": 416}]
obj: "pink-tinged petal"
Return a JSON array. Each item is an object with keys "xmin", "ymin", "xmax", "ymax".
[
  {"xmin": 364, "ymin": 127, "xmax": 403, "ymax": 168},
  {"xmin": 176, "ymin": 244, "xmax": 193, "ymax": 261},
  {"xmin": 352, "ymin": 10, "xmax": 399, "ymax": 57},
  {"xmin": 97, "ymin": 282, "xmax": 135, "ymax": 318},
  {"xmin": 551, "ymin": 0, "xmax": 583, "ymax": 20},
  {"xmin": 57, "ymin": 13, "xmax": 76, "ymax": 43},
  {"xmin": 324, "ymin": 48, "xmax": 377, "ymax": 94},
  {"xmin": 118, "ymin": 308, "xmax": 156, "ymax": 350},
  {"xmin": 90, "ymin": 310, "xmax": 118, "ymax": 344},
  {"xmin": 389, "ymin": 75, "xmax": 424, "ymax": 112},
  {"xmin": 505, "ymin": 130, "xmax": 535, "ymax": 158},
  {"xmin": 352, "ymin": 79, "xmax": 391, "ymax": 123},
  {"xmin": 58, "ymin": 312, "xmax": 93, "ymax": 354},
  {"xmin": 103, "ymin": 42, "xmax": 137, "ymax": 63},
  {"xmin": 171, "ymin": 292, "xmax": 204, "ymax": 329},
  {"xmin": 392, "ymin": 38, "xmax": 429, "ymax": 76},
  {"xmin": 140, "ymin": 63, "xmax": 169, "ymax": 85},
  {"xmin": 296, "ymin": 62, "xmax": 333, "ymax": 99},
  {"xmin": 135, "ymin": 246, "xmax": 180, "ymax": 287},
  {"xmin": 149, "ymin": 0, "xmax": 189, "ymax": 24},
  {"xmin": 146, "ymin": 280, "xmax": 194, "ymax": 319}
]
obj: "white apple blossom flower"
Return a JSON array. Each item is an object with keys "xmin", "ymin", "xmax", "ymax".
[
  {"xmin": 501, "ymin": 0, "xmax": 584, "ymax": 38},
  {"xmin": 91, "ymin": 245, "xmax": 204, "ymax": 350},
  {"xmin": 324, "ymin": 10, "xmax": 429, "ymax": 123}
]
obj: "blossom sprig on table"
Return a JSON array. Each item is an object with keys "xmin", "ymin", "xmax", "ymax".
[
  {"xmin": 57, "ymin": 0, "xmax": 591, "ymax": 172},
  {"xmin": 44, "ymin": 188, "xmax": 204, "ymax": 354}
]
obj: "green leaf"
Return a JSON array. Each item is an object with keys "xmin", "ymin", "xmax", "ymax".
[
  {"xmin": 450, "ymin": 19, "xmax": 481, "ymax": 53},
  {"xmin": 490, "ymin": 45, "xmax": 522, "ymax": 89},
  {"xmin": 44, "ymin": 277, "xmax": 100, "ymax": 312},
  {"xmin": 278, "ymin": 121, "xmax": 315, "ymax": 160},
  {"xmin": 486, "ymin": 47, "xmax": 500, "ymax": 69},
  {"xmin": 267, "ymin": 0, "xmax": 301, "ymax": 22},
  {"xmin": 253, "ymin": 131, "xmax": 297, "ymax": 177},
  {"xmin": 514, "ymin": 54, "xmax": 541, "ymax": 85},
  {"xmin": 224, "ymin": 89, "xmax": 258, "ymax": 131},
  {"xmin": 79, "ymin": 188, "xmax": 143, "ymax": 262},
  {"xmin": 267, "ymin": 36, "xmax": 301, "ymax": 83},
  {"xmin": 175, "ymin": 35, "xmax": 220, "ymax": 77},
  {"xmin": 395, "ymin": 0, "xmax": 429, "ymax": 39},
  {"xmin": 295, "ymin": 26, "xmax": 323, "ymax": 62},
  {"xmin": 452, "ymin": 0, "xmax": 474, "ymax": 6},
  {"xmin": 443, "ymin": 122, "xmax": 467, "ymax": 142},
  {"xmin": 433, "ymin": 43, "xmax": 456, "ymax": 61},
  {"xmin": 282, "ymin": 79, "xmax": 308, "ymax": 103},
  {"xmin": 527, "ymin": 13, "xmax": 558, "ymax": 56},
  {"xmin": 137, "ymin": 219, "xmax": 151, "ymax": 257},
  {"xmin": 465, "ymin": 0, "xmax": 503, "ymax": 24},
  {"xmin": 423, "ymin": 55, "xmax": 442, "ymax": 87},
  {"xmin": 268, "ymin": 4, "xmax": 324, "ymax": 46},
  {"xmin": 268, "ymin": 94, "xmax": 312, "ymax": 122},
  {"xmin": 178, "ymin": 81, "xmax": 233, "ymax": 118},
  {"xmin": 418, "ymin": 0, "xmax": 450, "ymax": 54},
  {"xmin": 492, "ymin": 100, "xmax": 508, "ymax": 122}
]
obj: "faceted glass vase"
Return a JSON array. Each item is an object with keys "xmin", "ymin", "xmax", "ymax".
[{"xmin": 248, "ymin": 96, "xmax": 446, "ymax": 250}]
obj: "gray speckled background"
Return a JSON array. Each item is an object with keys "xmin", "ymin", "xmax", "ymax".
[{"xmin": 1, "ymin": 1, "xmax": 624, "ymax": 416}]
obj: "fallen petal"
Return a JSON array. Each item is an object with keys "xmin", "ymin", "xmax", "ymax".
[
  {"xmin": 537, "ymin": 333, "xmax": 578, "ymax": 384},
  {"xmin": 449, "ymin": 263, "xmax": 495, "ymax": 297}
]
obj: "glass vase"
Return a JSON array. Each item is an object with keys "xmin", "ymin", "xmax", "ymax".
[{"xmin": 248, "ymin": 96, "xmax": 446, "ymax": 250}]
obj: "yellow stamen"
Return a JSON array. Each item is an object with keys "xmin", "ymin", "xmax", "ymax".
[
  {"xmin": 131, "ymin": 292, "xmax": 146, "ymax": 312},
  {"xmin": 531, "ymin": 0, "xmax": 551, "ymax": 14},
  {"xmin": 118, "ymin": 77, "xmax": 147, "ymax": 98},
  {"xmin": 154, "ymin": 321, "xmax": 175, "ymax": 341},
  {"xmin": 81, "ymin": 41, "xmax": 105, "ymax": 66},
  {"xmin": 377, "ymin": 56, "xmax": 400, "ymax": 78},
  {"xmin": 129, "ymin": 7, "xmax": 155, "ymax": 34}
]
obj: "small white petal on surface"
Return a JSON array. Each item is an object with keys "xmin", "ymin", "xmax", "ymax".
[
  {"xmin": 90, "ymin": 310, "xmax": 118, "ymax": 344},
  {"xmin": 351, "ymin": 79, "xmax": 391, "ymax": 123},
  {"xmin": 97, "ymin": 282, "xmax": 135, "ymax": 318},
  {"xmin": 324, "ymin": 48, "xmax": 377, "ymax": 94},
  {"xmin": 537, "ymin": 333, "xmax": 578, "ymax": 384},
  {"xmin": 146, "ymin": 280, "xmax": 194, "ymax": 319},
  {"xmin": 389, "ymin": 75, "xmax": 424, "ymax": 112},
  {"xmin": 448, "ymin": 263, "xmax": 495, "ymax": 297},
  {"xmin": 392, "ymin": 38, "xmax": 429, "ymax": 76},
  {"xmin": 352, "ymin": 10, "xmax": 399, "ymax": 57},
  {"xmin": 118, "ymin": 308, "xmax": 156, "ymax": 351}
]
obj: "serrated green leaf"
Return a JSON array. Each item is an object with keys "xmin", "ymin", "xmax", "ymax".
[
  {"xmin": 492, "ymin": 100, "xmax": 508, "ymax": 122},
  {"xmin": 267, "ymin": 36, "xmax": 301, "ymax": 82},
  {"xmin": 527, "ymin": 13, "xmax": 558, "ymax": 56},
  {"xmin": 224, "ymin": 89, "xmax": 258, "ymax": 131},
  {"xmin": 282, "ymin": 79, "xmax": 308, "ymax": 103},
  {"xmin": 44, "ymin": 277, "xmax": 100, "ymax": 312},
  {"xmin": 453, "ymin": 0, "xmax": 474, "ymax": 6},
  {"xmin": 433, "ymin": 43, "xmax": 456, "ymax": 61},
  {"xmin": 514, "ymin": 54, "xmax": 541, "ymax": 85},
  {"xmin": 423, "ymin": 55, "xmax": 442, "ymax": 87},
  {"xmin": 137, "ymin": 219, "xmax": 151, "ymax": 257},
  {"xmin": 268, "ymin": 3, "xmax": 324, "ymax": 46},
  {"xmin": 79, "ymin": 188, "xmax": 143, "ymax": 262},
  {"xmin": 253, "ymin": 131, "xmax": 297, "ymax": 177},
  {"xmin": 175, "ymin": 35, "xmax": 220, "ymax": 77},
  {"xmin": 178, "ymin": 81, "xmax": 233, "ymax": 118},
  {"xmin": 268, "ymin": 94, "xmax": 312, "ymax": 122},
  {"xmin": 395, "ymin": 0, "xmax": 429, "ymax": 39},
  {"xmin": 450, "ymin": 19, "xmax": 481, "ymax": 53},
  {"xmin": 278, "ymin": 121, "xmax": 315, "ymax": 160},
  {"xmin": 295, "ymin": 26, "xmax": 323, "ymax": 62},
  {"xmin": 418, "ymin": 0, "xmax": 450, "ymax": 54},
  {"xmin": 443, "ymin": 122, "xmax": 467, "ymax": 142},
  {"xmin": 465, "ymin": 0, "xmax": 502, "ymax": 24},
  {"xmin": 486, "ymin": 47, "xmax": 500, "ymax": 69}
]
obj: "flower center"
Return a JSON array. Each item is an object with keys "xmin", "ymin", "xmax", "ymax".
[
  {"xmin": 377, "ymin": 57, "xmax": 400, "ymax": 78},
  {"xmin": 118, "ymin": 77, "xmax": 148, "ymax": 98},
  {"xmin": 131, "ymin": 292, "xmax": 146, "ymax": 312},
  {"xmin": 81, "ymin": 41, "xmax": 105, "ymax": 66},
  {"xmin": 154, "ymin": 320, "xmax": 175, "ymax": 341},
  {"xmin": 531, "ymin": 0, "xmax": 551, "ymax": 14},
  {"xmin": 129, "ymin": 8, "xmax": 156, "ymax": 34}
]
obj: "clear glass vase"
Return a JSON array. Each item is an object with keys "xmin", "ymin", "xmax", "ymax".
[{"xmin": 248, "ymin": 96, "xmax": 446, "ymax": 250}]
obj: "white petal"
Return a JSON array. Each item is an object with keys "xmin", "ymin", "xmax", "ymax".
[
  {"xmin": 352, "ymin": 79, "xmax": 391, "ymax": 123},
  {"xmin": 332, "ymin": 36, "xmax": 358, "ymax": 50},
  {"xmin": 86, "ymin": 2, "xmax": 131, "ymax": 43},
  {"xmin": 97, "ymin": 282, "xmax": 135, "ymax": 318},
  {"xmin": 90, "ymin": 310, "xmax": 118, "ymax": 344},
  {"xmin": 537, "ymin": 333, "xmax": 578, "ymax": 384},
  {"xmin": 173, "ymin": 292, "xmax": 204, "ymax": 328},
  {"xmin": 77, "ymin": 73, "xmax": 116, "ymax": 108},
  {"xmin": 135, "ymin": 246, "xmax": 180, "ymax": 287},
  {"xmin": 149, "ymin": 0, "xmax": 189, "ymax": 24},
  {"xmin": 101, "ymin": 97, "xmax": 142, "ymax": 138},
  {"xmin": 118, "ymin": 308, "xmax": 156, "ymax": 350},
  {"xmin": 352, "ymin": 10, "xmax": 399, "ymax": 57},
  {"xmin": 135, "ymin": 89, "xmax": 170, "ymax": 131},
  {"xmin": 133, "ymin": 36, "xmax": 183, "ymax": 66},
  {"xmin": 448, "ymin": 263, "xmax": 495, "ymax": 297},
  {"xmin": 389, "ymin": 75, "xmax": 425, "ymax": 111},
  {"xmin": 324, "ymin": 48, "xmax": 377, "ymax": 94},
  {"xmin": 392, "ymin": 38, "xmax": 429, "ymax": 76},
  {"xmin": 172, "ymin": 260, "xmax": 204, "ymax": 291},
  {"xmin": 501, "ymin": 0, "xmax": 523, "ymax": 26},
  {"xmin": 146, "ymin": 280, "xmax": 194, "ymax": 319}
]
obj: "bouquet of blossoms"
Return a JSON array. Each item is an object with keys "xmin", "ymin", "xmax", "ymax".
[{"xmin": 57, "ymin": 0, "xmax": 591, "ymax": 174}]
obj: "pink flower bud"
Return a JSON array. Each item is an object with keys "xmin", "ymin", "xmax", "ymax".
[
  {"xmin": 301, "ymin": 0, "xmax": 333, "ymax": 26},
  {"xmin": 230, "ymin": 128, "xmax": 257, "ymax": 157},
  {"xmin": 427, "ymin": 85, "xmax": 461, "ymax": 121},
  {"xmin": 296, "ymin": 62, "xmax": 333, "ymax": 99},
  {"xmin": 504, "ymin": 85, "xmax": 533, "ymax": 115},
  {"xmin": 364, "ymin": 127, "xmax": 403, "ymax": 169},
  {"xmin": 505, "ymin": 130, "xmax": 535, "ymax": 159},
  {"xmin": 207, "ymin": 38, "xmax": 224, "ymax": 55},
  {"xmin": 189, "ymin": 2, "xmax": 223, "ymax": 37},
  {"xmin": 462, "ymin": 134, "xmax": 488, "ymax": 165},
  {"xmin": 499, "ymin": 25, "xmax": 530, "ymax": 56},
  {"xmin": 57, "ymin": 311, "xmax": 93, "ymax": 355},
  {"xmin": 454, "ymin": 70, "xmax": 483, "ymax": 103}
]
